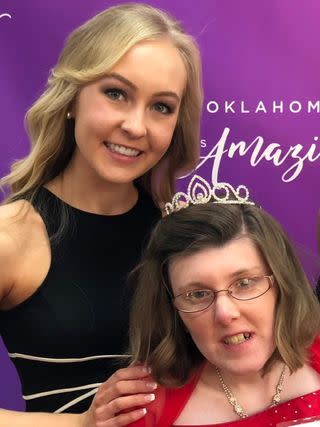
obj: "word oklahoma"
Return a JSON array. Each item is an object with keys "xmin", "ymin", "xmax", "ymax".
[{"xmin": 207, "ymin": 100, "xmax": 320, "ymax": 114}]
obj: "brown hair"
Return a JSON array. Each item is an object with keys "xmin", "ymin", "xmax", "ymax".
[{"xmin": 130, "ymin": 203, "xmax": 320, "ymax": 386}]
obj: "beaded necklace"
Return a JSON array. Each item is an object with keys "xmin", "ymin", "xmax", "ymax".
[{"xmin": 215, "ymin": 364, "xmax": 287, "ymax": 419}]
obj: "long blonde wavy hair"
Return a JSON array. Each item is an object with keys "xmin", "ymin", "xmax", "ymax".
[{"xmin": 0, "ymin": 3, "xmax": 203, "ymax": 207}]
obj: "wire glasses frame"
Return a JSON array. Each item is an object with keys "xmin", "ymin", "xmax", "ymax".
[{"xmin": 173, "ymin": 274, "xmax": 274, "ymax": 313}]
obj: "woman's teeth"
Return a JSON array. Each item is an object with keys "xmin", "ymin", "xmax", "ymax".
[
  {"xmin": 224, "ymin": 332, "xmax": 251, "ymax": 345},
  {"xmin": 107, "ymin": 142, "xmax": 140, "ymax": 157}
]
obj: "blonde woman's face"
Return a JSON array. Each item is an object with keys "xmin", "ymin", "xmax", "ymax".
[
  {"xmin": 72, "ymin": 38, "xmax": 187, "ymax": 186},
  {"xmin": 169, "ymin": 238, "xmax": 278, "ymax": 378}
]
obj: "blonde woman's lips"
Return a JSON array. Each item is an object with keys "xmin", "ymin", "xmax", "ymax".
[{"xmin": 105, "ymin": 141, "xmax": 141, "ymax": 157}]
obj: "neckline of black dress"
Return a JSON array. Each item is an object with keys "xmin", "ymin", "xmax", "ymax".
[{"xmin": 39, "ymin": 186, "xmax": 143, "ymax": 219}]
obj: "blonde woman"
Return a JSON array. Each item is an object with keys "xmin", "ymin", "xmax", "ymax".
[{"xmin": 0, "ymin": 3, "xmax": 203, "ymax": 426}]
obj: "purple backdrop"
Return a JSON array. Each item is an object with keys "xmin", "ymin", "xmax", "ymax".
[{"xmin": 0, "ymin": 0, "xmax": 319, "ymax": 411}]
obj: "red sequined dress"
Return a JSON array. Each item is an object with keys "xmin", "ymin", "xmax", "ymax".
[{"xmin": 129, "ymin": 337, "xmax": 320, "ymax": 427}]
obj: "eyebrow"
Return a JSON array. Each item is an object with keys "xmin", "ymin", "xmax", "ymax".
[
  {"xmin": 106, "ymin": 72, "xmax": 181, "ymax": 102},
  {"xmin": 175, "ymin": 266, "xmax": 266, "ymax": 294},
  {"xmin": 228, "ymin": 267, "xmax": 265, "ymax": 279}
]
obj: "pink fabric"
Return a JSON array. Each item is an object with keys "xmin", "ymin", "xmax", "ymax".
[{"xmin": 129, "ymin": 337, "xmax": 320, "ymax": 427}]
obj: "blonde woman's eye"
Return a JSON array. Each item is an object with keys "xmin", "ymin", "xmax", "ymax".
[
  {"xmin": 104, "ymin": 88, "xmax": 126, "ymax": 101},
  {"xmin": 153, "ymin": 103, "xmax": 172, "ymax": 115}
]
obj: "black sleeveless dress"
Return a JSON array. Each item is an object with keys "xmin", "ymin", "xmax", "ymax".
[{"xmin": 0, "ymin": 187, "xmax": 160, "ymax": 413}]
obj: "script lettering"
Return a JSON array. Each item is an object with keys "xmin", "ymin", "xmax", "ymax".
[
  {"xmin": 0, "ymin": 13, "xmax": 12, "ymax": 19},
  {"xmin": 180, "ymin": 127, "xmax": 320, "ymax": 184}
]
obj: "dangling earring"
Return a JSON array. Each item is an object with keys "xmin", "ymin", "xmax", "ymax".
[{"xmin": 66, "ymin": 112, "xmax": 72, "ymax": 120}]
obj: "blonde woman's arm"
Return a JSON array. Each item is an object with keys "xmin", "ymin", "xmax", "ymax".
[
  {"xmin": 0, "ymin": 207, "xmax": 85, "ymax": 427},
  {"xmin": 0, "ymin": 409, "xmax": 84, "ymax": 427},
  {"xmin": 0, "ymin": 365, "xmax": 154, "ymax": 427},
  {"xmin": 0, "ymin": 204, "xmax": 151, "ymax": 426}
]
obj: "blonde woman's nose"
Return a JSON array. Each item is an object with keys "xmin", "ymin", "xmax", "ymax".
[{"xmin": 121, "ymin": 107, "xmax": 147, "ymax": 138}]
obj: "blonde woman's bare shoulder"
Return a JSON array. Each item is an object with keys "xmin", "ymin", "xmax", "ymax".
[
  {"xmin": 0, "ymin": 199, "xmax": 41, "ymax": 230},
  {"xmin": 0, "ymin": 200, "xmax": 46, "ymax": 306},
  {"xmin": 0, "ymin": 199, "xmax": 47, "ymax": 253}
]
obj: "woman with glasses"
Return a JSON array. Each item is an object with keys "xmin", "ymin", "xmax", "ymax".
[{"xmin": 126, "ymin": 186, "xmax": 320, "ymax": 426}]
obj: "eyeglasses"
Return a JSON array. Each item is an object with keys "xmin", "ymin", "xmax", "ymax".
[{"xmin": 173, "ymin": 275, "xmax": 274, "ymax": 313}]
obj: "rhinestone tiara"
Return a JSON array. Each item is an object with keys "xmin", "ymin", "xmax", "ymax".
[{"xmin": 164, "ymin": 175, "xmax": 255, "ymax": 216}]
